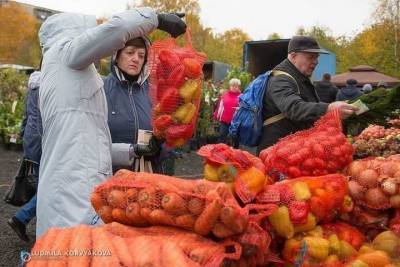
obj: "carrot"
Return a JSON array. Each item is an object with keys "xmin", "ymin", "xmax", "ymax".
[
  {"xmin": 28, "ymin": 228, "xmax": 61, "ymax": 267},
  {"xmin": 98, "ymin": 206, "xmax": 113, "ymax": 223},
  {"xmin": 103, "ymin": 222, "xmax": 140, "ymax": 239},
  {"xmin": 107, "ymin": 190, "xmax": 127, "ymax": 209},
  {"xmin": 161, "ymin": 241, "xmax": 199, "ymax": 267},
  {"xmin": 188, "ymin": 198, "xmax": 205, "ymax": 216},
  {"xmin": 91, "ymin": 227, "xmax": 120, "ymax": 267},
  {"xmin": 91, "ymin": 192, "xmax": 105, "ymax": 211},
  {"xmin": 212, "ymin": 222, "xmax": 235, "ymax": 238},
  {"xmin": 126, "ymin": 203, "xmax": 148, "ymax": 226},
  {"xmin": 220, "ymin": 206, "xmax": 247, "ymax": 234},
  {"xmin": 126, "ymin": 188, "xmax": 138, "ymax": 202},
  {"xmin": 111, "ymin": 208, "xmax": 131, "ymax": 225},
  {"xmin": 138, "ymin": 187, "xmax": 159, "ymax": 208},
  {"xmin": 175, "ymin": 214, "xmax": 196, "ymax": 230},
  {"xmin": 149, "ymin": 209, "xmax": 175, "ymax": 226},
  {"xmin": 194, "ymin": 199, "xmax": 223, "ymax": 236},
  {"xmin": 128, "ymin": 236, "xmax": 162, "ymax": 266},
  {"xmin": 161, "ymin": 192, "xmax": 188, "ymax": 215},
  {"xmin": 49, "ymin": 228, "xmax": 73, "ymax": 267},
  {"xmin": 140, "ymin": 207, "xmax": 153, "ymax": 223},
  {"xmin": 111, "ymin": 235, "xmax": 134, "ymax": 267},
  {"xmin": 67, "ymin": 225, "xmax": 92, "ymax": 267}
]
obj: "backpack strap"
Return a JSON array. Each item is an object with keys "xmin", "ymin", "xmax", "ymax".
[{"xmin": 263, "ymin": 70, "xmax": 300, "ymax": 126}]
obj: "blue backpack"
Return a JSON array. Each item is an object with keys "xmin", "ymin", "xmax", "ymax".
[{"xmin": 229, "ymin": 70, "xmax": 296, "ymax": 146}]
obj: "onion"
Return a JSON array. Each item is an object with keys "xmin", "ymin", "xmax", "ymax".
[
  {"xmin": 390, "ymin": 195, "xmax": 400, "ymax": 208},
  {"xmin": 380, "ymin": 161, "xmax": 398, "ymax": 176},
  {"xmin": 381, "ymin": 179, "xmax": 398, "ymax": 195},
  {"xmin": 357, "ymin": 169, "xmax": 379, "ymax": 188},
  {"xmin": 365, "ymin": 188, "xmax": 390, "ymax": 209},
  {"xmin": 394, "ymin": 171, "xmax": 400, "ymax": 179},
  {"xmin": 346, "ymin": 161, "xmax": 364, "ymax": 177},
  {"xmin": 348, "ymin": 180, "xmax": 366, "ymax": 200}
]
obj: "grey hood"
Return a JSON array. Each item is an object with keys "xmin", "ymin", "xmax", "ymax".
[
  {"xmin": 110, "ymin": 36, "xmax": 151, "ymax": 86},
  {"xmin": 28, "ymin": 71, "xmax": 41, "ymax": 89},
  {"xmin": 39, "ymin": 13, "xmax": 97, "ymax": 53}
]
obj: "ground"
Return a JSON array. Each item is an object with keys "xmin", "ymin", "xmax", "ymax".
[{"xmin": 0, "ymin": 145, "xmax": 204, "ymax": 266}]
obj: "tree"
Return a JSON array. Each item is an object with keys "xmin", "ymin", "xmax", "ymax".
[
  {"xmin": 267, "ymin": 33, "xmax": 281, "ymax": 40},
  {"xmin": 0, "ymin": 2, "xmax": 40, "ymax": 66}
]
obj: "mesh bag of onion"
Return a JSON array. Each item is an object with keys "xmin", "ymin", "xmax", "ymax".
[{"xmin": 345, "ymin": 155, "xmax": 400, "ymax": 210}]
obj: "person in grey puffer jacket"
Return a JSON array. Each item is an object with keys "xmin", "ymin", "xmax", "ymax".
[
  {"xmin": 36, "ymin": 8, "xmax": 186, "ymax": 237},
  {"xmin": 104, "ymin": 37, "xmax": 165, "ymax": 173},
  {"xmin": 336, "ymin": 79, "xmax": 363, "ymax": 101}
]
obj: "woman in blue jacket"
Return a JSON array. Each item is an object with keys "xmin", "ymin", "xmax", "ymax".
[{"xmin": 103, "ymin": 37, "xmax": 165, "ymax": 173}]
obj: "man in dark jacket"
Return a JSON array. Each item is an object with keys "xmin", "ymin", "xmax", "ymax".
[
  {"xmin": 336, "ymin": 79, "xmax": 363, "ymax": 101},
  {"xmin": 258, "ymin": 36, "xmax": 358, "ymax": 153},
  {"xmin": 315, "ymin": 73, "xmax": 338, "ymax": 103}
]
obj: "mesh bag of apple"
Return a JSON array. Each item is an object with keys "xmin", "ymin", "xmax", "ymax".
[
  {"xmin": 254, "ymin": 174, "xmax": 353, "ymax": 240},
  {"xmin": 345, "ymin": 154, "xmax": 400, "ymax": 210},
  {"xmin": 259, "ymin": 110, "xmax": 354, "ymax": 180},
  {"xmin": 197, "ymin": 143, "xmax": 272, "ymax": 204},
  {"xmin": 148, "ymin": 29, "xmax": 207, "ymax": 148}
]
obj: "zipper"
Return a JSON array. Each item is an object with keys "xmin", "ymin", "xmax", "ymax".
[{"xmin": 128, "ymin": 83, "xmax": 140, "ymax": 144}]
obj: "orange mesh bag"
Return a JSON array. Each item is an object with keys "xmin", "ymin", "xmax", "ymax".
[
  {"xmin": 259, "ymin": 110, "xmax": 354, "ymax": 180},
  {"xmin": 345, "ymin": 155, "xmax": 400, "ymax": 210},
  {"xmin": 282, "ymin": 222, "xmax": 364, "ymax": 266},
  {"xmin": 91, "ymin": 170, "xmax": 249, "ymax": 238},
  {"xmin": 197, "ymin": 144, "xmax": 271, "ymax": 204},
  {"xmin": 28, "ymin": 223, "xmax": 242, "ymax": 267},
  {"xmin": 254, "ymin": 174, "xmax": 352, "ymax": 239},
  {"xmin": 148, "ymin": 29, "xmax": 207, "ymax": 148}
]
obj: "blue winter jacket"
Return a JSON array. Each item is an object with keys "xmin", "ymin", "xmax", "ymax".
[{"xmin": 21, "ymin": 71, "xmax": 42, "ymax": 164}]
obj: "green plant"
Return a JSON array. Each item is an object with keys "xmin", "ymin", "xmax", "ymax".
[{"xmin": 223, "ymin": 66, "xmax": 253, "ymax": 91}]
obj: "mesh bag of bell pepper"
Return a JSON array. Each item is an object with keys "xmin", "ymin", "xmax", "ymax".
[
  {"xmin": 91, "ymin": 169, "xmax": 250, "ymax": 238},
  {"xmin": 197, "ymin": 143, "xmax": 271, "ymax": 204},
  {"xmin": 148, "ymin": 29, "xmax": 207, "ymax": 148},
  {"xmin": 345, "ymin": 155, "xmax": 400, "ymax": 210},
  {"xmin": 259, "ymin": 110, "xmax": 354, "ymax": 180},
  {"xmin": 282, "ymin": 222, "xmax": 365, "ymax": 266},
  {"xmin": 254, "ymin": 174, "xmax": 353, "ymax": 239},
  {"xmin": 28, "ymin": 222, "xmax": 242, "ymax": 267}
]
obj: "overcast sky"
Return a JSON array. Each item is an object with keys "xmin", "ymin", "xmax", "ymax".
[{"xmin": 16, "ymin": 0, "xmax": 376, "ymax": 40}]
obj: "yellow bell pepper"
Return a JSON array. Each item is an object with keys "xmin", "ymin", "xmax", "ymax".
[
  {"xmin": 292, "ymin": 181, "xmax": 311, "ymax": 201},
  {"xmin": 179, "ymin": 79, "xmax": 199, "ymax": 103},
  {"xmin": 323, "ymin": 255, "xmax": 340, "ymax": 265},
  {"xmin": 346, "ymin": 260, "xmax": 369, "ymax": 267},
  {"xmin": 204, "ymin": 164, "xmax": 219, "ymax": 182},
  {"xmin": 328, "ymin": 234, "xmax": 341, "ymax": 255},
  {"xmin": 173, "ymin": 103, "xmax": 196, "ymax": 124},
  {"xmin": 237, "ymin": 167, "xmax": 266, "ymax": 196},
  {"xmin": 268, "ymin": 206, "xmax": 294, "ymax": 239},
  {"xmin": 307, "ymin": 226, "xmax": 323, "ymax": 237},
  {"xmin": 303, "ymin": 236, "xmax": 330, "ymax": 261},
  {"xmin": 338, "ymin": 240, "xmax": 357, "ymax": 260},
  {"xmin": 358, "ymin": 244, "xmax": 374, "ymax": 254},
  {"xmin": 294, "ymin": 213, "xmax": 316, "ymax": 233},
  {"xmin": 283, "ymin": 238, "xmax": 301, "ymax": 262},
  {"xmin": 217, "ymin": 165, "xmax": 237, "ymax": 183}
]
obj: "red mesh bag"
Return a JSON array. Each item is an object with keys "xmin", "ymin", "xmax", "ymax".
[
  {"xmin": 259, "ymin": 110, "xmax": 354, "ymax": 180},
  {"xmin": 345, "ymin": 155, "xmax": 400, "ymax": 210},
  {"xmin": 254, "ymin": 174, "xmax": 352, "ymax": 239},
  {"xmin": 28, "ymin": 223, "xmax": 242, "ymax": 267},
  {"xmin": 91, "ymin": 170, "xmax": 248, "ymax": 238},
  {"xmin": 197, "ymin": 144, "xmax": 271, "ymax": 204},
  {"xmin": 148, "ymin": 29, "xmax": 207, "ymax": 148}
]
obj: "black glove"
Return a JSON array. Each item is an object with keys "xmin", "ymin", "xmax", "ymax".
[
  {"xmin": 133, "ymin": 136, "xmax": 163, "ymax": 159},
  {"xmin": 157, "ymin": 13, "xmax": 187, "ymax": 38}
]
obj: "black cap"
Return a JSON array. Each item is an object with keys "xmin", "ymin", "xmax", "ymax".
[
  {"xmin": 288, "ymin": 36, "xmax": 328, "ymax": 54},
  {"xmin": 346, "ymin": 79, "xmax": 358, "ymax": 85}
]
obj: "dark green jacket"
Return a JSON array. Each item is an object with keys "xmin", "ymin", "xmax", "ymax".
[{"xmin": 257, "ymin": 59, "xmax": 329, "ymax": 153}]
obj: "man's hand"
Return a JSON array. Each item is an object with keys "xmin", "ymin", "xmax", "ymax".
[
  {"xmin": 328, "ymin": 101, "xmax": 359, "ymax": 119},
  {"xmin": 157, "ymin": 13, "xmax": 186, "ymax": 38}
]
